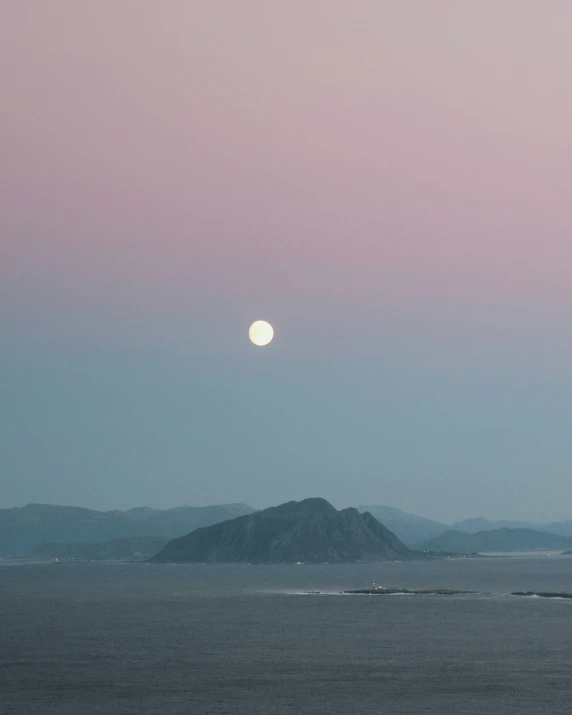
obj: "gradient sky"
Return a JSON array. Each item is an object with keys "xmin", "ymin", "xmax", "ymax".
[{"xmin": 2, "ymin": 1, "xmax": 572, "ymax": 522}]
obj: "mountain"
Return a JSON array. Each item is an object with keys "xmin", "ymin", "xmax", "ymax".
[
  {"xmin": 547, "ymin": 521, "xmax": 572, "ymax": 538},
  {"xmin": 417, "ymin": 528, "xmax": 572, "ymax": 554},
  {"xmin": 29, "ymin": 536, "xmax": 168, "ymax": 561},
  {"xmin": 119, "ymin": 504, "xmax": 255, "ymax": 536},
  {"xmin": 450, "ymin": 517, "xmax": 572, "ymax": 537},
  {"xmin": 356, "ymin": 505, "xmax": 447, "ymax": 546},
  {"xmin": 152, "ymin": 498, "xmax": 416, "ymax": 564},
  {"xmin": 0, "ymin": 503, "xmax": 255, "ymax": 556}
]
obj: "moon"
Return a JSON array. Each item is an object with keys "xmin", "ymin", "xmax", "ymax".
[{"xmin": 249, "ymin": 320, "xmax": 274, "ymax": 347}]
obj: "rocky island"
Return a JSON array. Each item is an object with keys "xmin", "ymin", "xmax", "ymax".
[
  {"xmin": 511, "ymin": 591, "xmax": 572, "ymax": 600},
  {"xmin": 344, "ymin": 585, "xmax": 474, "ymax": 595},
  {"xmin": 152, "ymin": 498, "xmax": 418, "ymax": 564}
]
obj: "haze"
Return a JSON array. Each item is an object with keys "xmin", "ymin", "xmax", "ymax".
[{"xmin": 2, "ymin": 1, "xmax": 572, "ymax": 522}]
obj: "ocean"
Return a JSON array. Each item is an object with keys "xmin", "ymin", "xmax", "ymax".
[{"xmin": 1, "ymin": 555, "xmax": 572, "ymax": 714}]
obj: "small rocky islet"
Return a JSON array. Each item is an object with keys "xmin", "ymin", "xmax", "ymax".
[
  {"xmin": 511, "ymin": 591, "xmax": 572, "ymax": 599},
  {"xmin": 344, "ymin": 586, "xmax": 474, "ymax": 595},
  {"xmin": 306, "ymin": 586, "xmax": 572, "ymax": 598}
]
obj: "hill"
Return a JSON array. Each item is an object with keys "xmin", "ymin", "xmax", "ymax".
[
  {"xmin": 0, "ymin": 503, "xmax": 255, "ymax": 556},
  {"xmin": 29, "ymin": 536, "xmax": 168, "ymax": 561},
  {"xmin": 356, "ymin": 505, "xmax": 447, "ymax": 546},
  {"xmin": 417, "ymin": 528, "xmax": 572, "ymax": 554},
  {"xmin": 450, "ymin": 517, "xmax": 572, "ymax": 537},
  {"xmin": 152, "ymin": 498, "xmax": 416, "ymax": 564},
  {"xmin": 119, "ymin": 503, "xmax": 255, "ymax": 536}
]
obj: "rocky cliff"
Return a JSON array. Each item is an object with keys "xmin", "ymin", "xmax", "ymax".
[{"xmin": 152, "ymin": 498, "xmax": 416, "ymax": 564}]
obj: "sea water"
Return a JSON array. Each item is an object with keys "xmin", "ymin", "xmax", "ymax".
[{"xmin": 1, "ymin": 556, "xmax": 572, "ymax": 714}]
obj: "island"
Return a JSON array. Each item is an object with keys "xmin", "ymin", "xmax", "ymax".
[
  {"xmin": 344, "ymin": 586, "xmax": 474, "ymax": 595},
  {"xmin": 511, "ymin": 591, "xmax": 572, "ymax": 600},
  {"xmin": 151, "ymin": 498, "xmax": 419, "ymax": 564}
]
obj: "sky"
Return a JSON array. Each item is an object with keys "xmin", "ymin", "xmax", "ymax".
[{"xmin": 1, "ymin": 1, "xmax": 572, "ymax": 522}]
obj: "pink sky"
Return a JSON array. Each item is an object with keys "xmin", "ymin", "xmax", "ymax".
[
  {"xmin": 2, "ymin": 2, "xmax": 572, "ymax": 518},
  {"xmin": 2, "ymin": 1, "xmax": 572, "ymax": 361}
]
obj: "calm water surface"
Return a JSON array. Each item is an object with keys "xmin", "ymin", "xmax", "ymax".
[{"xmin": 1, "ymin": 556, "xmax": 572, "ymax": 714}]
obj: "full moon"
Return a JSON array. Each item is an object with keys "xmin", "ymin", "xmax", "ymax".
[{"xmin": 249, "ymin": 320, "xmax": 274, "ymax": 347}]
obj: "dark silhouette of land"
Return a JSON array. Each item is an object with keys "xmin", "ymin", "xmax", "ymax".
[
  {"xmin": 417, "ymin": 527, "xmax": 572, "ymax": 553},
  {"xmin": 5, "ymin": 500, "xmax": 572, "ymax": 561},
  {"xmin": 152, "ymin": 498, "xmax": 416, "ymax": 564},
  {"xmin": 0, "ymin": 503, "xmax": 254, "ymax": 556}
]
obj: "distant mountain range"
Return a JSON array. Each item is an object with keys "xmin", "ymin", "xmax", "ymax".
[
  {"xmin": 152, "ymin": 498, "xmax": 416, "ymax": 564},
  {"xmin": 3, "ymin": 500, "xmax": 572, "ymax": 560},
  {"xmin": 356, "ymin": 505, "xmax": 447, "ymax": 546},
  {"xmin": 0, "ymin": 503, "xmax": 255, "ymax": 556},
  {"xmin": 29, "ymin": 537, "xmax": 168, "ymax": 561},
  {"xmin": 356, "ymin": 507, "xmax": 572, "ymax": 546},
  {"xmin": 449, "ymin": 517, "xmax": 572, "ymax": 538},
  {"xmin": 417, "ymin": 528, "xmax": 572, "ymax": 554}
]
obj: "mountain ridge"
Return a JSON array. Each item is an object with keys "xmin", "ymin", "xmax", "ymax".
[
  {"xmin": 356, "ymin": 505, "xmax": 447, "ymax": 545},
  {"xmin": 152, "ymin": 498, "xmax": 417, "ymax": 564},
  {"xmin": 0, "ymin": 502, "xmax": 256, "ymax": 556},
  {"xmin": 4, "ymin": 500, "xmax": 572, "ymax": 558},
  {"xmin": 417, "ymin": 527, "xmax": 572, "ymax": 553},
  {"xmin": 29, "ymin": 536, "xmax": 168, "ymax": 561},
  {"xmin": 450, "ymin": 517, "xmax": 572, "ymax": 537}
]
